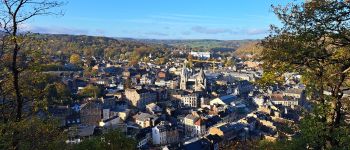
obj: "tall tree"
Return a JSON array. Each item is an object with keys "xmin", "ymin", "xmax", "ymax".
[
  {"xmin": 260, "ymin": 0, "xmax": 350, "ymax": 149},
  {"xmin": 0, "ymin": 0, "xmax": 64, "ymax": 149}
]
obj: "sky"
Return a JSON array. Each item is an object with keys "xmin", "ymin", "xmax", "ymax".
[{"xmin": 25, "ymin": 0, "xmax": 298, "ymax": 40}]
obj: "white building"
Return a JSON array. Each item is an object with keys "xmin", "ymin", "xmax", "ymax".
[
  {"xmin": 210, "ymin": 95, "xmax": 238, "ymax": 107},
  {"xmin": 152, "ymin": 125, "xmax": 179, "ymax": 145},
  {"xmin": 190, "ymin": 51, "xmax": 211, "ymax": 59}
]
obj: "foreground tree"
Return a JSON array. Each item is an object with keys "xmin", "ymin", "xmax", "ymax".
[
  {"xmin": 72, "ymin": 130, "xmax": 136, "ymax": 150},
  {"xmin": 260, "ymin": 0, "xmax": 350, "ymax": 149},
  {"xmin": 0, "ymin": 0, "xmax": 64, "ymax": 149}
]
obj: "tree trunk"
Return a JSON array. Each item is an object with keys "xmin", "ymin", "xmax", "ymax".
[
  {"xmin": 11, "ymin": 18, "xmax": 22, "ymax": 150},
  {"xmin": 13, "ymin": 43, "xmax": 22, "ymax": 122}
]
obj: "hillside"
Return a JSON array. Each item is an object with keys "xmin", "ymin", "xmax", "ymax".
[
  {"xmin": 129, "ymin": 39, "xmax": 258, "ymax": 52},
  {"xmin": 234, "ymin": 41, "xmax": 263, "ymax": 58},
  {"xmin": 23, "ymin": 34, "xmax": 172, "ymax": 60},
  {"xmin": 1, "ymin": 33, "xmax": 262, "ymax": 59}
]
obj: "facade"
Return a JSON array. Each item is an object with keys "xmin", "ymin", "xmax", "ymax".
[
  {"xmin": 171, "ymin": 91, "xmax": 198, "ymax": 108},
  {"xmin": 99, "ymin": 117, "xmax": 127, "ymax": 132},
  {"xmin": 271, "ymin": 94, "xmax": 299, "ymax": 107},
  {"xmin": 283, "ymin": 88, "xmax": 304, "ymax": 99},
  {"xmin": 209, "ymin": 95, "xmax": 237, "ymax": 108},
  {"xmin": 184, "ymin": 114, "xmax": 206, "ymax": 137},
  {"xmin": 125, "ymin": 89, "xmax": 157, "ymax": 109},
  {"xmin": 208, "ymin": 123, "xmax": 246, "ymax": 142},
  {"xmin": 140, "ymin": 75, "xmax": 153, "ymax": 85},
  {"xmin": 80, "ymin": 102, "xmax": 102, "ymax": 126},
  {"xmin": 190, "ymin": 51, "xmax": 211, "ymax": 59},
  {"xmin": 181, "ymin": 93, "xmax": 198, "ymax": 108},
  {"xmin": 133, "ymin": 112, "xmax": 158, "ymax": 128},
  {"xmin": 152, "ymin": 125, "xmax": 179, "ymax": 145}
]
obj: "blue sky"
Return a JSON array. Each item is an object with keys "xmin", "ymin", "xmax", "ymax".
[{"xmin": 26, "ymin": 0, "xmax": 297, "ymax": 40}]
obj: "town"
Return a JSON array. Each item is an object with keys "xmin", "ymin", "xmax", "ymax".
[
  {"xmin": 46, "ymin": 47, "xmax": 311, "ymax": 149},
  {"xmin": 2, "ymin": 0, "xmax": 350, "ymax": 150}
]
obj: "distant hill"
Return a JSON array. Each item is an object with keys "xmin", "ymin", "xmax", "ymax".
[
  {"xmin": 125, "ymin": 39, "xmax": 259, "ymax": 52},
  {"xmin": 9, "ymin": 33, "xmax": 174, "ymax": 61},
  {"xmin": 1, "ymin": 32, "xmax": 262, "ymax": 59}
]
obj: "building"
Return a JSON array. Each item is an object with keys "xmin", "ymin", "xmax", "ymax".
[
  {"xmin": 125, "ymin": 89, "xmax": 157, "ymax": 109},
  {"xmin": 209, "ymin": 95, "xmax": 238, "ymax": 108},
  {"xmin": 158, "ymin": 71, "xmax": 167, "ymax": 79},
  {"xmin": 152, "ymin": 124, "xmax": 179, "ymax": 145},
  {"xmin": 133, "ymin": 112, "xmax": 158, "ymax": 128},
  {"xmin": 184, "ymin": 113, "xmax": 206, "ymax": 137},
  {"xmin": 171, "ymin": 91, "xmax": 199, "ymax": 108},
  {"xmin": 48, "ymin": 106, "xmax": 70, "ymax": 127},
  {"xmin": 181, "ymin": 93, "xmax": 199, "ymax": 108},
  {"xmin": 136, "ymin": 127, "xmax": 152, "ymax": 149},
  {"xmin": 208, "ymin": 123, "xmax": 246, "ymax": 142},
  {"xmin": 271, "ymin": 94, "xmax": 299, "ymax": 107},
  {"xmin": 99, "ymin": 117, "xmax": 127, "ymax": 132},
  {"xmin": 140, "ymin": 74, "xmax": 153, "ymax": 85},
  {"xmin": 283, "ymin": 88, "xmax": 304, "ymax": 99},
  {"xmin": 190, "ymin": 51, "xmax": 211, "ymax": 59},
  {"xmin": 146, "ymin": 103, "xmax": 162, "ymax": 114},
  {"xmin": 180, "ymin": 62, "xmax": 207, "ymax": 92},
  {"xmin": 80, "ymin": 102, "xmax": 102, "ymax": 126},
  {"xmin": 180, "ymin": 63, "xmax": 190, "ymax": 90}
]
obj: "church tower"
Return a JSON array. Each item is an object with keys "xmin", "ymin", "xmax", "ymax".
[
  {"xmin": 180, "ymin": 62, "xmax": 189, "ymax": 90},
  {"xmin": 195, "ymin": 68, "xmax": 206, "ymax": 92}
]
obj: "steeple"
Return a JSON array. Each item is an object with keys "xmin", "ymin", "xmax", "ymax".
[
  {"xmin": 180, "ymin": 61, "xmax": 189, "ymax": 90},
  {"xmin": 198, "ymin": 68, "xmax": 205, "ymax": 79},
  {"xmin": 195, "ymin": 68, "xmax": 206, "ymax": 92}
]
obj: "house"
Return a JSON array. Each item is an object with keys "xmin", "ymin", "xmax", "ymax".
[
  {"xmin": 158, "ymin": 71, "xmax": 167, "ymax": 79},
  {"xmin": 140, "ymin": 74, "xmax": 153, "ymax": 85},
  {"xmin": 208, "ymin": 123, "xmax": 246, "ymax": 142},
  {"xmin": 109, "ymin": 108, "xmax": 130, "ymax": 121},
  {"xmin": 125, "ymin": 89, "xmax": 157, "ymax": 109},
  {"xmin": 209, "ymin": 95, "xmax": 237, "ymax": 108},
  {"xmin": 152, "ymin": 124, "xmax": 179, "ymax": 145},
  {"xmin": 99, "ymin": 116, "xmax": 127, "ymax": 132},
  {"xmin": 166, "ymin": 80, "xmax": 178, "ymax": 89},
  {"xmin": 155, "ymin": 79, "xmax": 167, "ymax": 87},
  {"xmin": 80, "ymin": 102, "xmax": 102, "ymax": 126},
  {"xmin": 270, "ymin": 93, "xmax": 299, "ymax": 108},
  {"xmin": 48, "ymin": 106, "xmax": 70, "ymax": 127},
  {"xmin": 184, "ymin": 113, "xmax": 206, "ymax": 137},
  {"xmin": 66, "ymin": 125, "xmax": 96, "ymax": 144},
  {"xmin": 146, "ymin": 103, "xmax": 162, "ymax": 114},
  {"xmin": 283, "ymin": 88, "xmax": 304, "ymax": 99},
  {"xmin": 171, "ymin": 91, "xmax": 199, "ymax": 108},
  {"xmin": 136, "ymin": 127, "xmax": 152, "ymax": 149},
  {"xmin": 133, "ymin": 112, "xmax": 158, "ymax": 128}
]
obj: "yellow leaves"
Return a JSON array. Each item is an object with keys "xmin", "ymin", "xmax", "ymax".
[
  {"xmin": 69, "ymin": 53, "xmax": 81, "ymax": 65},
  {"xmin": 234, "ymin": 42, "xmax": 263, "ymax": 59},
  {"xmin": 258, "ymin": 71, "xmax": 283, "ymax": 87},
  {"xmin": 332, "ymin": 47, "xmax": 350, "ymax": 60}
]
